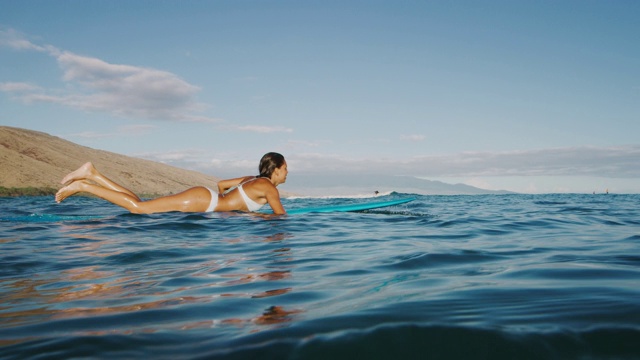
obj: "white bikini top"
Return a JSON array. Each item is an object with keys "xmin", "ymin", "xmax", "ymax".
[{"xmin": 229, "ymin": 177, "xmax": 264, "ymax": 212}]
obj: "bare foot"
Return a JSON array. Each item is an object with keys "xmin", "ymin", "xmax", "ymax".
[
  {"xmin": 61, "ymin": 162, "xmax": 95, "ymax": 185},
  {"xmin": 55, "ymin": 181, "xmax": 86, "ymax": 203}
]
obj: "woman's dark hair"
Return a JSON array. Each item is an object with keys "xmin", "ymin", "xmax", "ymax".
[{"xmin": 259, "ymin": 152, "xmax": 285, "ymax": 178}]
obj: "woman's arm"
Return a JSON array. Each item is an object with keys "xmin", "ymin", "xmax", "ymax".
[
  {"xmin": 217, "ymin": 176, "xmax": 254, "ymax": 194},
  {"xmin": 265, "ymin": 186, "xmax": 286, "ymax": 215}
]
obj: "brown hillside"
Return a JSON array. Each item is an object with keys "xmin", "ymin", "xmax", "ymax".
[{"xmin": 0, "ymin": 126, "xmax": 221, "ymax": 196}]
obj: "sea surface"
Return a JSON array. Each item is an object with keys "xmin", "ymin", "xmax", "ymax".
[{"xmin": 1, "ymin": 193, "xmax": 639, "ymax": 359}]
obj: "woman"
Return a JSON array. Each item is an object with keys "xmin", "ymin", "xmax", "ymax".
[{"xmin": 55, "ymin": 152, "xmax": 288, "ymax": 215}]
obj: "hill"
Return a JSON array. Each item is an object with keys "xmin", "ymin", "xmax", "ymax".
[{"xmin": 0, "ymin": 126, "xmax": 221, "ymax": 196}]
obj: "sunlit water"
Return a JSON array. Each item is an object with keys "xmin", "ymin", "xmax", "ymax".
[{"xmin": 1, "ymin": 194, "xmax": 639, "ymax": 359}]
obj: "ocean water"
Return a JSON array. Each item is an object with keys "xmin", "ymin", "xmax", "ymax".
[{"xmin": 1, "ymin": 193, "xmax": 639, "ymax": 359}]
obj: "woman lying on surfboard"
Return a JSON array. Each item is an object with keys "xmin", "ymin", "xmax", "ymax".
[{"xmin": 55, "ymin": 152, "xmax": 288, "ymax": 215}]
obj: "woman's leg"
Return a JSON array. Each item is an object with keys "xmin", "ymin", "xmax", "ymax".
[
  {"xmin": 56, "ymin": 180, "xmax": 142, "ymax": 212},
  {"xmin": 56, "ymin": 182, "xmax": 213, "ymax": 214},
  {"xmin": 61, "ymin": 162, "xmax": 139, "ymax": 200}
]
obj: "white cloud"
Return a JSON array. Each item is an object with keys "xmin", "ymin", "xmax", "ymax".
[
  {"xmin": 66, "ymin": 131, "xmax": 113, "ymax": 139},
  {"xmin": 0, "ymin": 82, "xmax": 42, "ymax": 92},
  {"xmin": 286, "ymin": 139, "xmax": 328, "ymax": 148},
  {"xmin": 55, "ymin": 51, "xmax": 208, "ymax": 121},
  {"xmin": 234, "ymin": 125, "xmax": 293, "ymax": 133},
  {"xmin": 66, "ymin": 124, "xmax": 155, "ymax": 139},
  {"xmin": 283, "ymin": 146, "xmax": 640, "ymax": 178},
  {"xmin": 0, "ymin": 28, "xmax": 50, "ymax": 52},
  {"xmin": 136, "ymin": 148, "xmax": 208, "ymax": 163},
  {"xmin": 1, "ymin": 28, "xmax": 300, "ymax": 133},
  {"xmin": 117, "ymin": 124, "xmax": 156, "ymax": 134},
  {"xmin": 0, "ymin": 28, "xmax": 217, "ymax": 123}
]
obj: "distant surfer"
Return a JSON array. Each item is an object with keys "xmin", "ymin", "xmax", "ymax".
[
  {"xmin": 55, "ymin": 152, "xmax": 288, "ymax": 214},
  {"xmin": 374, "ymin": 191, "xmax": 380, "ymax": 196}
]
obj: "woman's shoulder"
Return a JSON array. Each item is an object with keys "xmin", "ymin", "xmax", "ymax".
[
  {"xmin": 250, "ymin": 177, "xmax": 275, "ymax": 186},
  {"xmin": 244, "ymin": 177, "xmax": 276, "ymax": 191}
]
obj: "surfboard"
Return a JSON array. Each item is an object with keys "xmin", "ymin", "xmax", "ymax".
[
  {"xmin": 285, "ymin": 197, "xmax": 416, "ymax": 215},
  {"xmin": 2, "ymin": 198, "xmax": 416, "ymax": 222}
]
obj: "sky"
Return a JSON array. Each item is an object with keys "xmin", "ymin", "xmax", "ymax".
[{"xmin": 1, "ymin": 0, "xmax": 639, "ymax": 194}]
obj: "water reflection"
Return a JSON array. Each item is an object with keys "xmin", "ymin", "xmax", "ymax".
[
  {"xmin": 1, "ymin": 227, "xmax": 304, "ymax": 339},
  {"xmin": 215, "ymin": 231, "xmax": 304, "ymax": 330},
  {"xmin": 221, "ymin": 270, "xmax": 291, "ymax": 286}
]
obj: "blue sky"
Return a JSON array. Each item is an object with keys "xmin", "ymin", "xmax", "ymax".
[{"xmin": 1, "ymin": 1, "xmax": 639, "ymax": 194}]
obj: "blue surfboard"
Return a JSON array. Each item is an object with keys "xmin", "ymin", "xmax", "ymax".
[
  {"xmin": 285, "ymin": 197, "xmax": 416, "ymax": 215},
  {"xmin": 2, "ymin": 198, "xmax": 416, "ymax": 222}
]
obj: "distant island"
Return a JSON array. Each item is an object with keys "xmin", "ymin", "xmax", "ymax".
[{"xmin": 286, "ymin": 174, "xmax": 514, "ymax": 196}]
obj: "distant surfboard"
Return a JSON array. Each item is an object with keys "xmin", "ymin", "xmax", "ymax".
[{"xmin": 285, "ymin": 197, "xmax": 416, "ymax": 215}]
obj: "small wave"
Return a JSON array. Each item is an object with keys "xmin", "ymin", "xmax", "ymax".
[
  {"xmin": 360, "ymin": 209, "xmax": 429, "ymax": 217},
  {"xmin": 379, "ymin": 250, "xmax": 502, "ymax": 271},
  {"xmin": 196, "ymin": 324, "xmax": 640, "ymax": 359},
  {"xmin": 2, "ymin": 324, "xmax": 638, "ymax": 359},
  {"xmin": 534, "ymin": 200, "xmax": 568, "ymax": 205}
]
